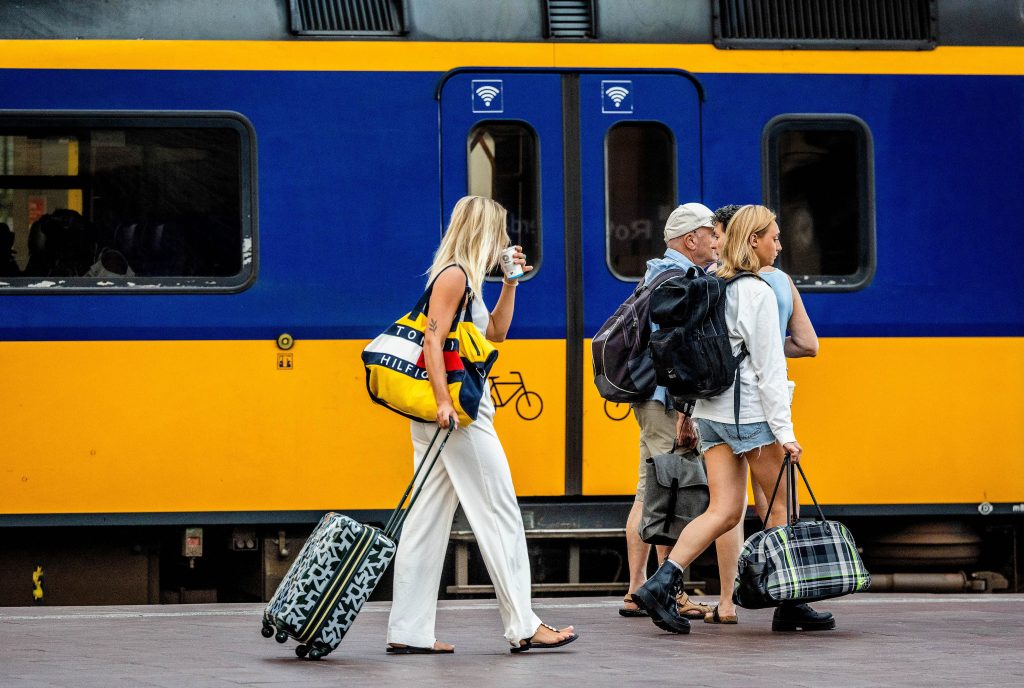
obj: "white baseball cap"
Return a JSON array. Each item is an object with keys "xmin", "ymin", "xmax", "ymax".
[{"xmin": 664, "ymin": 203, "xmax": 715, "ymax": 242}]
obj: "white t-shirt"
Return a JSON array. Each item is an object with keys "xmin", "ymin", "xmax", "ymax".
[{"xmin": 692, "ymin": 276, "xmax": 796, "ymax": 445}]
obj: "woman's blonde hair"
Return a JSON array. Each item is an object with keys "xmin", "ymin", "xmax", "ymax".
[
  {"xmin": 428, "ymin": 196, "xmax": 510, "ymax": 296},
  {"xmin": 716, "ymin": 205, "xmax": 776, "ymax": 279}
]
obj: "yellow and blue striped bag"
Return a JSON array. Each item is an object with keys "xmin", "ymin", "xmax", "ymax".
[{"xmin": 362, "ymin": 270, "xmax": 498, "ymax": 427}]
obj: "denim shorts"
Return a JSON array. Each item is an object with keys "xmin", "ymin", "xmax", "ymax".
[{"xmin": 696, "ymin": 419, "xmax": 777, "ymax": 455}]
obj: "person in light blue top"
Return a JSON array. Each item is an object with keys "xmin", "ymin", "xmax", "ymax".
[
  {"xmin": 700, "ymin": 203, "xmax": 821, "ymax": 627},
  {"xmin": 758, "ymin": 268, "xmax": 793, "ymax": 348},
  {"xmin": 620, "ymin": 202, "xmax": 721, "ymax": 620}
]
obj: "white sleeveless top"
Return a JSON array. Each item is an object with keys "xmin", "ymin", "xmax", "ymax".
[{"xmin": 468, "ymin": 292, "xmax": 489, "ymax": 332}]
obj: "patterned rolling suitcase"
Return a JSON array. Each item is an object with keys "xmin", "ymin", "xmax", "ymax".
[{"xmin": 261, "ymin": 425, "xmax": 453, "ymax": 659}]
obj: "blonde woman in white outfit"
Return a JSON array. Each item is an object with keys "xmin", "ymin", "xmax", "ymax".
[
  {"xmin": 386, "ymin": 196, "xmax": 578, "ymax": 655},
  {"xmin": 632, "ymin": 205, "xmax": 834, "ymax": 634}
]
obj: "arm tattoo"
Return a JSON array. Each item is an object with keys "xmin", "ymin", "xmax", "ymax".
[{"xmin": 428, "ymin": 318, "xmax": 439, "ymax": 334}]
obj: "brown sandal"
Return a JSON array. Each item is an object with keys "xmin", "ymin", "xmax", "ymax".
[
  {"xmin": 386, "ymin": 643, "xmax": 455, "ymax": 654},
  {"xmin": 619, "ymin": 594, "xmax": 647, "ymax": 618},
  {"xmin": 703, "ymin": 605, "xmax": 739, "ymax": 624},
  {"xmin": 676, "ymin": 592, "xmax": 713, "ymax": 620}
]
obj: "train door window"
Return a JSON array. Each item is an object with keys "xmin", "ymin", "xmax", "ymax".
[
  {"xmin": 467, "ymin": 122, "xmax": 540, "ymax": 278},
  {"xmin": 0, "ymin": 113, "xmax": 255, "ymax": 292},
  {"xmin": 763, "ymin": 115, "xmax": 875, "ymax": 291},
  {"xmin": 605, "ymin": 122, "xmax": 676, "ymax": 280}
]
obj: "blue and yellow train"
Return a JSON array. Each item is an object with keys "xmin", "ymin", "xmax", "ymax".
[{"xmin": 0, "ymin": 0, "xmax": 1021, "ymax": 603}]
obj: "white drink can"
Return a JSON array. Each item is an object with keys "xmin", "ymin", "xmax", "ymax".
[{"xmin": 499, "ymin": 246, "xmax": 524, "ymax": 280}]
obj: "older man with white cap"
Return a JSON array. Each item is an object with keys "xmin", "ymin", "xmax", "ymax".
[{"xmin": 620, "ymin": 202, "xmax": 722, "ymax": 623}]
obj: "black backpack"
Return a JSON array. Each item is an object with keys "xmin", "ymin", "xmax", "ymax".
[
  {"xmin": 591, "ymin": 268, "xmax": 687, "ymax": 402},
  {"xmin": 648, "ymin": 267, "xmax": 761, "ymax": 410}
]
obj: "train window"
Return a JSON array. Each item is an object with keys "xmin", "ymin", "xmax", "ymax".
[
  {"xmin": 605, "ymin": 122, "xmax": 676, "ymax": 280},
  {"xmin": 763, "ymin": 115, "xmax": 875, "ymax": 291},
  {"xmin": 0, "ymin": 113, "xmax": 255, "ymax": 292},
  {"xmin": 467, "ymin": 121, "xmax": 541, "ymax": 278}
]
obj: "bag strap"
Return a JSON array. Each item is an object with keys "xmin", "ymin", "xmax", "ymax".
[
  {"xmin": 762, "ymin": 455, "xmax": 789, "ymax": 530},
  {"xmin": 732, "ymin": 357, "xmax": 745, "ymax": 436},
  {"xmin": 760, "ymin": 453, "xmax": 828, "ymax": 530},
  {"xmin": 383, "ymin": 425, "xmax": 455, "ymax": 540},
  {"xmin": 722, "ymin": 272, "xmax": 760, "ymax": 435},
  {"xmin": 642, "ymin": 266, "xmax": 689, "ymax": 292},
  {"xmin": 411, "ymin": 265, "xmax": 472, "ymax": 334},
  {"xmin": 795, "ymin": 460, "xmax": 828, "ymax": 522}
]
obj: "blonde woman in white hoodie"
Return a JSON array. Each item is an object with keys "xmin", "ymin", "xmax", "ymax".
[{"xmin": 631, "ymin": 205, "xmax": 834, "ymax": 635}]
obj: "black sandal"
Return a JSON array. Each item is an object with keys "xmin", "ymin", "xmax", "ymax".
[{"xmin": 510, "ymin": 623, "xmax": 579, "ymax": 654}]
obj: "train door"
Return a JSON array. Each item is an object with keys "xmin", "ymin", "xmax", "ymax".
[{"xmin": 439, "ymin": 70, "xmax": 702, "ymax": 497}]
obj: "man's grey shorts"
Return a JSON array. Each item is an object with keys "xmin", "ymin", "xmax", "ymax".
[{"xmin": 633, "ymin": 400, "xmax": 678, "ymax": 498}]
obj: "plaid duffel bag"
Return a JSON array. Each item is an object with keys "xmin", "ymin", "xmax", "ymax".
[{"xmin": 733, "ymin": 456, "xmax": 871, "ymax": 609}]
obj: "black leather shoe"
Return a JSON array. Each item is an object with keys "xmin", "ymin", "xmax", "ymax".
[
  {"xmin": 772, "ymin": 602, "xmax": 836, "ymax": 632},
  {"xmin": 630, "ymin": 563, "xmax": 691, "ymax": 634}
]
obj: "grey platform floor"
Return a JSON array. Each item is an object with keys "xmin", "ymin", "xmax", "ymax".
[{"xmin": 2, "ymin": 594, "xmax": 1023, "ymax": 688}]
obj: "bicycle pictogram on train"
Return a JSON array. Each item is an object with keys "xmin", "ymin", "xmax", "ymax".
[
  {"xmin": 488, "ymin": 371, "xmax": 543, "ymax": 420},
  {"xmin": 604, "ymin": 400, "xmax": 631, "ymax": 421}
]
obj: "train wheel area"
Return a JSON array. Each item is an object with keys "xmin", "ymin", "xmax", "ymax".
[{"xmin": 1, "ymin": 507, "xmax": 1021, "ymax": 606}]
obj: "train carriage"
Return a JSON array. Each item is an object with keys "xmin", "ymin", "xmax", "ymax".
[{"xmin": 0, "ymin": 0, "xmax": 1021, "ymax": 604}]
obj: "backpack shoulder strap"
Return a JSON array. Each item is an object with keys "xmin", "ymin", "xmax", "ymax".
[
  {"xmin": 724, "ymin": 270, "xmax": 764, "ymax": 286},
  {"xmin": 639, "ymin": 266, "xmax": 688, "ymax": 293},
  {"xmin": 721, "ymin": 271, "xmax": 763, "ymax": 435}
]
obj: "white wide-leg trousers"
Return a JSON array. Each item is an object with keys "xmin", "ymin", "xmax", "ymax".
[{"xmin": 386, "ymin": 400, "xmax": 542, "ymax": 648}]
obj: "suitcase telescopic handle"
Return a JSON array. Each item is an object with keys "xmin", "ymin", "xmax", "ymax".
[{"xmin": 383, "ymin": 425, "xmax": 455, "ymax": 540}]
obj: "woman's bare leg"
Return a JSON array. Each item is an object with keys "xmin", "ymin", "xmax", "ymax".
[
  {"xmin": 713, "ymin": 477, "xmax": 747, "ymax": 619},
  {"xmin": 745, "ymin": 442, "xmax": 790, "ymax": 528},
  {"xmin": 750, "ymin": 472, "xmax": 768, "ymax": 523},
  {"xmin": 666, "ymin": 444, "xmax": 748, "ymax": 568}
]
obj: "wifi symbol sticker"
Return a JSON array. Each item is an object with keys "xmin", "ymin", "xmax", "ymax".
[
  {"xmin": 472, "ymin": 80, "xmax": 504, "ymax": 113},
  {"xmin": 601, "ymin": 80, "xmax": 634, "ymax": 114}
]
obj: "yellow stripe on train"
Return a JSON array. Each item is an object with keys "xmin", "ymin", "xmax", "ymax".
[
  {"xmin": 0, "ymin": 339, "xmax": 564, "ymax": 516},
  {"xmin": 0, "ymin": 40, "xmax": 1023, "ymax": 76},
  {"xmin": 0, "ymin": 337, "xmax": 1019, "ymax": 516},
  {"xmin": 583, "ymin": 337, "xmax": 1024, "ymax": 505}
]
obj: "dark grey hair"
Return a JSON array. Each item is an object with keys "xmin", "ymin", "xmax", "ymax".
[{"xmin": 713, "ymin": 205, "xmax": 744, "ymax": 230}]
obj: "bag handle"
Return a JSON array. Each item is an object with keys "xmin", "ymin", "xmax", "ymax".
[
  {"xmin": 762, "ymin": 455, "xmax": 789, "ymax": 530},
  {"xmin": 795, "ymin": 459, "xmax": 828, "ymax": 523},
  {"xmin": 760, "ymin": 453, "xmax": 828, "ymax": 531},
  {"xmin": 410, "ymin": 265, "xmax": 472, "ymax": 329},
  {"xmin": 383, "ymin": 425, "xmax": 455, "ymax": 540}
]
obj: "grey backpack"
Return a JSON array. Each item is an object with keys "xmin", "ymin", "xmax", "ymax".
[
  {"xmin": 591, "ymin": 268, "xmax": 686, "ymax": 402},
  {"xmin": 639, "ymin": 449, "xmax": 710, "ymax": 545}
]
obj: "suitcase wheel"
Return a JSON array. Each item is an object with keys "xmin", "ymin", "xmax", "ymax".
[
  {"xmin": 307, "ymin": 648, "xmax": 325, "ymax": 660},
  {"xmin": 275, "ymin": 630, "xmax": 289, "ymax": 644},
  {"xmin": 260, "ymin": 624, "xmax": 275, "ymax": 639},
  {"xmin": 294, "ymin": 645, "xmax": 309, "ymax": 658}
]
